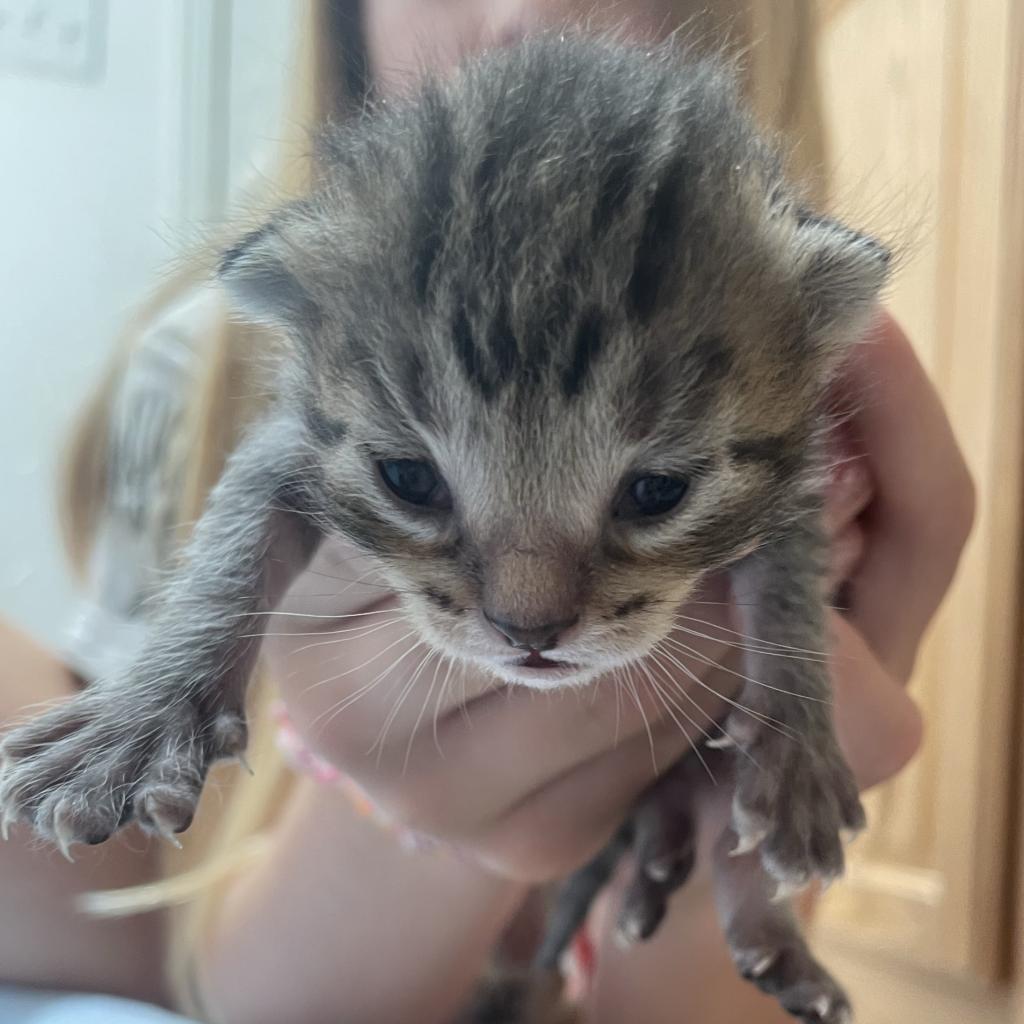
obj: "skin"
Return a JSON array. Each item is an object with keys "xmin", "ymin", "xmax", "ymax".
[{"xmin": 0, "ymin": 4, "xmax": 973, "ymax": 1022}]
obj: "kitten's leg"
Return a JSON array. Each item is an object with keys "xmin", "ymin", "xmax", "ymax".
[
  {"xmin": 613, "ymin": 752, "xmax": 701, "ymax": 945},
  {"xmin": 534, "ymin": 822, "xmax": 633, "ymax": 971},
  {"xmin": 536, "ymin": 752, "xmax": 702, "ymax": 971},
  {"xmin": 0, "ymin": 414, "xmax": 323, "ymax": 852},
  {"xmin": 728, "ymin": 517, "xmax": 865, "ymax": 894},
  {"xmin": 712, "ymin": 827, "xmax": 851, "ymax": 1023}
]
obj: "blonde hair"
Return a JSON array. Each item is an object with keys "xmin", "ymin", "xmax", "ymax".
[{"xmin": 62, "ymin": 1, "xmax": 827, "ymax": 1016}]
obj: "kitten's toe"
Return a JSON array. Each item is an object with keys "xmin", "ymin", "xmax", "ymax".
[
  {"xmin": 616, "ymin": 801, "xmax": 697, "ymax": 945},
  {"xmin": 207, "ymin": 710, "xmax": 248, "ymax": 762},
  {"xmin": 0, "ymin": 691, "xmax": 240, "ymax": 851},
  {"xmin": 731, "ymin": 940, "xmax": 852, "ymax": 1023},
  {"xmin": 733, "ymin": 732, "xmax": 860, "ymax": 890},
  {"xmin": 134, "ymin": 732, "xmax": 211, "ymax": 841}
]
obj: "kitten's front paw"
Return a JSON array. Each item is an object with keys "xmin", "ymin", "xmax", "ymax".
[
  {"xmin": 0, "ymin": 690, "xmax": 245, "ymax": 855},
  {"xmin": 732, "ymin": 730, "xmax": 865, "ymax": 895}
]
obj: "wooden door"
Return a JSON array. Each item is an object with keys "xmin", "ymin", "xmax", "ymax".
[{"xmin": 809, "ymin": 0, "xmax": 1024, "ymax": 1017}]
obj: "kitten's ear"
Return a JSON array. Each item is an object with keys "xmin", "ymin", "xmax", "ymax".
[
  {"xmin": 218, "ymin": 221, "xmax": 320, "ymax": 331},
  {"xmin": 794, "ymin": 212, "xmax": 891, "ymax": 340}
]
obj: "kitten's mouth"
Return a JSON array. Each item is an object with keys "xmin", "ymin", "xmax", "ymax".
[
  {"xmin": 492, "ymin": 649, "xmax": 586, "ymax": 688},
  {"xmin": 519, "ymin": 651, "xmax": 572, "ymax": 670}
]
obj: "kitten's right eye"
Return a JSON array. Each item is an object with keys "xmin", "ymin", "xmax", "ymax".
[
  {"xmin": 378, "ymin": 459, "xmax": 452, "ymax": 510},
  {"xmin": 617, "ymin": 474, "xmax": 690, "ymax": 519}
]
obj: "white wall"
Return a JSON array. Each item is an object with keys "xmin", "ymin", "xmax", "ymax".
[{"xmin": 0, "ymin": 0, "xmax": 296, "ymax": 650}]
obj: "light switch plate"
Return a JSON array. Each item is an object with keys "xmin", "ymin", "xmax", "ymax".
[{"xmin": 0, "ymin": 0, "xmax": 105, "ymax": 82}]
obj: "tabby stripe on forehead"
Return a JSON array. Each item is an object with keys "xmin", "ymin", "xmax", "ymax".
[
  {"xmin": 729, "ymin": 434, "xmax": 801, "ymax": 475},
  {"xmin": 452, "ymin": 306, "xmax": 496, "ymax": 399},
  {"xmin": 411, "ymin": 86, "xmax": 456, "ymax": 305},
  {"xmin": 487, "ymin": 296, "xmax": 518, "ymax": 380},
  {"xmin": 562, "ymin": 307, "xmax": 604, "ymax": 397},
  {"xmin": 627, "ymin": 153, "xmax": 693, "ymax": 323},
  {"xmin": 591, "ymin": 86, "xmax": 665, "ymax": 238},
  {"xmin": 304, "ymin": 406, "xmax": 347, "ymax": 445}
]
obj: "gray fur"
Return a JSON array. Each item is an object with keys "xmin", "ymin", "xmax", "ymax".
[{"xmin": 0, "ymin": 33, "xmax": 887, "ymax": 1021}]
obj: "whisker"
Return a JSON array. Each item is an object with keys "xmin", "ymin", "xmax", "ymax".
[
  {"xmin": 431, "ymin": 657, "xmax": 454, "ymax": 759},
  {"xmin": 371, "ymin": 648, "xmax": 435, "ymax": 765},
  {"xmin": 648, "ymin": 651, "xmax": 762, "ymax": 772},
  {"xmin": 288, "ymin": 617, "xmax": 408, "ymax": 655},
  {"xmin": 661, "ymin": 636, "xmax": 829, "ymax": 705},
  {"xmin": 673, "ymin": 613, "xmax": 828, "ymax": 657},
  {"xmin": 401, "ymin": 652, "xmax": 446, "ymax": 774},
  {"xmin": 670, "ymin": 624, "xmax": 828, "ymax": 664},
  {"xmin": 302, "ymin": 629, "xmax": 420, "ymax": 695},
  {"xmin": 634, "ymin": 662, "xmax": 716, "ymax": 783},
  {"xmin": 234, "ymin": 607, "xmax": 400, "ymax": 621},
  {"xmin": 315, "ymin": 638, "xmax": 424, "ymax": 734},
  {"xmin": 654, "ymin": 647, "xmax": 800, "ymax": 745},
  {"xmin": 621, "ymin": 672, "xmax": 658, "ymax": 773},
  {"xmin": 240, "ymin": 615, "xmax": 405, "ymax": 642}
]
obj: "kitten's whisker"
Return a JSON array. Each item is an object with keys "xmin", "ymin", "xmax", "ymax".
[
  {"xmin": 315, "ymin": 637, "xmax": 423, "ymax": 733},
  {"xmin": 402, "ymin": 652, "xmax": 446, "ymax": 774},
  {"xmin": 431, "ymin": 657, "xmax": 454, "ymax": 760},
  {"xmin": 621, "ymin": 673, "xmax": 658, "ymax": 773},
  {"xmin": 235, "ymin": 607, "xmax": 400, "ymax": 621},
  {"xmin": 670, "ymin": 624, "xmax": 828, "ymax": 664},
  {"xmin": 302, "ymin": 629, "xmax": 420, "ymax": 695},
  {"xmin": 289, "ymin": 617, "xmax": 408, "ymax": 655},
  {"xmin": 239, "ymin": 615, "xmax": 405, "ymax": 643},
  {"xmin": 673, "ymin": 613, "xmax": 828, "ymax": 657},
  {"xmin": 654, "ymin": 648, "xmax": 800, "ymax": 745},
  {"xmin": 371, "ymin": 647, "xmax": 434, "ymax": 766},
  {"xmin": 636, "ymin": 666, "xmax": 716, "ymax": 784},
  {"xmin": 640, "ymin": 656, "xmax": 718, "ymax": 745},
  {"xmin": 662, "ymin": 636, "xmax": 830, "ymax": 705},
  {"xmin": 648, "ymin": 651, "xmax": 762, "ymax": 773}
]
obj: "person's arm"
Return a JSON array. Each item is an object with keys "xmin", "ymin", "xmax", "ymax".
[
  {"xmin": 199, "ymin": 780, "xmax": 526, "ymax": 1024},
  {"xmin": 0, "ymin": 620, "xmax": 167, "ymax": 1004},
  {"xmin": 193, "ymin": 315, "xmax": 957, "ymax": 1024}
]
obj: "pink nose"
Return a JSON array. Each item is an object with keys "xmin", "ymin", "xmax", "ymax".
[{"xmin": 483, "ymin": 612, "xmax": 579, "ymax": 652}]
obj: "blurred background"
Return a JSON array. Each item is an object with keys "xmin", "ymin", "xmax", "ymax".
[
  {"xmin": 0, "ymin": 2, "xmax": 1021, "ymax": 1023},
  {"xmin": 0, "ymin": 0, "xmax": 295, "ymax": 647}
]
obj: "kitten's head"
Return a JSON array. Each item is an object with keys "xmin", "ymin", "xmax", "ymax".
[{"xmin": 221, "ymin": 35, "xmax": 889, "ymax": 688}]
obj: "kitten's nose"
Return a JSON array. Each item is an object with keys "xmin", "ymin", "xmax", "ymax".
[{"xmin": 483, "ymin": 612, "xmax": 579, "ymax": 652}]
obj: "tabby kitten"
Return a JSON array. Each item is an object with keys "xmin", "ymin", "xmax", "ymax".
[{"xmin": 1, "ymin": 34, "xmax": 887, "ymax": 1023}]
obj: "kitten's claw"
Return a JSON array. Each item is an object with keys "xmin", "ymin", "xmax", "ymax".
[
  {"xmin": 706, "ymin": 733, "xmax": 736, "ymax": 750},
  {"xmin": 730, "ymin": 830, "xmax": 766, "ymax": 858},
  {"xmin": 773, "ymin": 878, "xmax": 810, "ymax": 903},
  {"xmin": 735, "ymin": 949, "xmax": 777, "ymax": 980}
]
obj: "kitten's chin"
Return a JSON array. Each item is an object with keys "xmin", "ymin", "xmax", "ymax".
[{"xmin": 480, "ymin": 656, "xmax": 603, "ymax": 691}]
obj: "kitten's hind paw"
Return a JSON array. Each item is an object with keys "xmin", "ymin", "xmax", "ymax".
[
  {"xmin": 615, "ymin": 779, "xmax": 697, "ymax": 946},
  {"xmin": 0, "ymin": 691, "xmax": 246, "ymax": 853},
  {"xmin": 731, "ymin": 728, "xmax": 865, "ymax": 893},
  {"xmin": 733, "ymin": 942, "xmax": 852, "ymax": 1023}
]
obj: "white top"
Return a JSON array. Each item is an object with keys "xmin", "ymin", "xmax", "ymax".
[{"xmin": 60, "ymin": 287, "xmax": 220, "ymax": 682}]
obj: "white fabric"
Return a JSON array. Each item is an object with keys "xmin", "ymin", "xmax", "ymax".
[
  {"xmin": 59, "ymin": 287, "xmax": 219, "ymax": 682},
  {"xmin": 0, "ymin": 988, "xmax": 195, "ymax": 1023}
]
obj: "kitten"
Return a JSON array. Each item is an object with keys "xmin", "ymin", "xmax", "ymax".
[{"xmin": 0, "ymin": 34, "xmax": 887, "ymax": 1022}]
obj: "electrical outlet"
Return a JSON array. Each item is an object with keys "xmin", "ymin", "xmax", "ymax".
[{"xmin": 0, "ymin": 0, "xmax": 105, "ymax": 81}]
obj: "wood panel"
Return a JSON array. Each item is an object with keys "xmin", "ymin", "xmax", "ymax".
[{"xmin": 812, "ymin": 0, "xmax": 1024, "ymax": 988}]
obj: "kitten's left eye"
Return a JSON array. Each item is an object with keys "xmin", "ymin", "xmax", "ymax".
[
  {"xmin": 378, "ymin": 459, "xmax": 452, "ymax": 510},
  {"xmin": 618, "ymin": 475, "xmax": 689, "ymax": 519}
]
